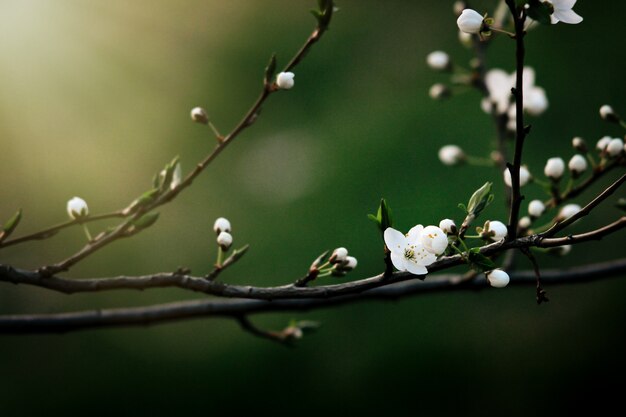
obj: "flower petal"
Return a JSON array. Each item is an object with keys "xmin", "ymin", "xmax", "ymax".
[
  {"xmin": 384, "ymin": 227, "xmax": 406, "ymax": 254},
  {"xmin": 405, "ymin": 260, "xmax": 428, "ymax": 276},
  {"xmin": 390, "ymin": 252, "xmax": 406, "ymax": 272},
  {"xmin": 407, "ymin": 225, "xmax": 424, "ymax": 244},
  {"xmin": 553, "ymin": 0, "xmax": 577, "ymax": 9},
  {"xmin": 555, "ymin": 9, "xmax": 582, "ymax": 24}
]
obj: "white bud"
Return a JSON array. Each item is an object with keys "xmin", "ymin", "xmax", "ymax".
[
  {"xmin": 607, "ymin": 138, "xmax": 624, "ymax": 157},
  {"xmin": 213, "ymin": 217, "xmax": 231, "ymax": 234},
  {"xmin": 559, "ymin": 204, "xmax": 581, "ymax": 220},
  {"xmin": 67, "ymin": 196, "xmax": 89, "ymax": 220},
  {"xmin": 439, "ymin": 219, "xmax": 457, "ymax": 235},
  {"xmin": 528, "ymin": 200, "xmax": 545, "ymax": 218},
  {"xmin": 568, "ymin": 154, "xmax": 587, "ymax": 175},
  {"xmin": 486, "ymin": 220, "xmax": 508, "ymax": 241},
  {"xmin": 344, "ymin": 256, "xmax": 358, "ymax": 270},
  {"xmin": 596, "ymin": 136, "xmax": 612, "ymax": 152},
  {"xmin": 518, "ymin": 216, "xmax": 532, "ymax": 229},
  {"xmin": 599, "ymin": 105, "xmax": 616, "ymax": 121},
  {"xmin": 503, "ymin": 166, "xmax": 531, "ymax": 187},
  {"xmin": 544, "ymin": 157, "xmax": 565, "ymax": 180},
  {"xmin": 456, "ymin": 9, "xmax": 485, "ymax": 34},
  {"xmin": 438, "ymin": 145, "xmax": 465, "ymax": 165},
  {"xmin": 572, "ymin": 137, "xmax": 587, "ymax": 153},
  {"xmin": 190, "ymin": 107, "xmax": 209, "ymax": 124},
  {"xmin": 486, "ymin": 269, "xmax": 510, "ymax": 288},
  {"xmin": 421, "ymin": 225, "xmax": 448, "ymax": 255},
  {"xmin": 429, "ymin": 83, "xmax": 451, "ymax": 100},
  {"xmin": 276, "ymin": 72, "xmax": 295, "ymax": 90},
  {"xmin": 426, "ymin": 51, "xmax": 450, "ymax": 71},
  {"xmin": 330, "ymin": 247, "xmax": 348, "ymax": 263},
  {"xmin": 217, "ymin": 231, "xmax": 233, "ymax": 250}
]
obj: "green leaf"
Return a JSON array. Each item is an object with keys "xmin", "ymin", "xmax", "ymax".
[
  {"xmin": 264, "ymin": 53, "xmax": 277, "ymax": 86},
  {"xmin": 132, "ymin": 212, "xmax": 160, "ymax": 230},
  {"xmin": 311, "ymin": 0, "xmax": 333, "ymax": 30},
  {"xmin": 230, "ymin": 244, "xmax": 250, "ymax": 263},
  {"xmin": 159, "ymin": 156, "xmax": 180, "ymax": 191},
  {"xmin": 0, "ymin": 209, "xmax": 22, "ymax": 242},
  {"xmin": 379, "ymin": 198, "xmax": 393, "ymax": 231},
  {"xmin": 468, "ymin": 250, "xmax": 497, "ymax": 272},
  {"xmin": 527, "ymin": 0, "xmax": 552, "ymax": 24},
  {"xmin": 466, "ymin": 182, "xmax": 493, "ymax": 218}
]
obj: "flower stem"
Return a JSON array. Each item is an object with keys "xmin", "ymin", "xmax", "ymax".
[
  {"xmin": 216, "ymin": 247, "xmax": 224, "ymax": 268},
  {"xmin": 81, "ymin": 223, "xmax": 93, "ymax": 242}
]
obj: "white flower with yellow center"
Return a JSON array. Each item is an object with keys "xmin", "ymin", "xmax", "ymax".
[{"xmin": 384, "ymin": 226, "xmax": 437, "ymax": 275}]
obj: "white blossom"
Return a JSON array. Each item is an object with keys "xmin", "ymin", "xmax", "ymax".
[
  {"xmin": 344, "ymin": 256, "xmax": 358, "ymax": 270},
  {"xmin": 456, "ymin": 9, "xmax": 485, "ymax": 34},
  {"xmin": 599, "ymin": 104, "xmax": 615, "ymax": 120},
  {"xmin": 503, "ymin": 166, "xmax": 531, "ymax": 187},
  {"xmin": 486, "ymin": 220, "xmax": 507, "ymax": 241},
  {"xmin": 330, "ymin": 247, "xmax": 348, "ymax": 263},
  {"xmin": 276, "ymin": 72, "xmax": 295, "ymax": 89},
  {"xmin": 190, "ymin": 107, "xmax": 209, "ymax": 124},
  {"xmin": 559, "ymin": 204, "xmax": 581, "ymax": 220},
  {"xmin": 429, "ymin": 83, "xmax": 450, "ymax": 100},
  {"xmin": 67, "ymin": 197, "xmax": 89, "ymax": 219},
  {"xmin": 384, "ymin": 226, "xmax": 437, "ymax": 275},
  {"xmin": 426, "ymin": 51, "xmax": 450, "ymax": 70},
  {"xmin": 482, "ymin": 67, "xmax": 547, "ymax": 117},
  {"xmin": 526, "ymin": 86, "xmax": 548, "ymax": 116},
  {"xmin": 213, "ymin": 217, "xmax": 231, "ymax": 234},
  {"xmin": 528, "ymin": 200, "xmax": 546, "ymax": 218},
  {"xmin": 596, "ymin": 136, "xmax": 612, "ymax": 152},
  {"xmin": 439, "ymin": 219, "xmax": 457, "ymax": 235},
  {"xmin": 217, "ymin": 231, "xmax": 233, "ymax": 249},
  {"xmin": 420, "ymin": 225, "xmax": 448, "ymax": 255},
  {"xmin": 438, "ymin": 145, "xmax": 465, "ymax": 165},
  {"xmin": 548, "ymin": 0, "xmax": 583, "ymax": 25},
  {"xmin": 568, "ymin": 154, "xmax": 587, "ymax": 174},
  {"xmin": 544, "ymin": 157, "xmax": 565, "ymax": 180},
  {"xmin": 485, "ymin": 269, "xmax": 510, "ymax": 288},
  {"xmin": 607, "ymin": 138, "xmax": 624, "ymax": 157},
  {"xmin": 519, "ymin": 216, "xmax": 532, "ymax": 229},
  {"xmin": 572, "ymin": 137, "xmax": 587, "ymax": 152}
]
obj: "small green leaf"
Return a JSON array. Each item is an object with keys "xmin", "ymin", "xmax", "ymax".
[
  {"xmin": 0, "ymin": 209, "xmax": 22, "ymax": 242},
  {"xmin": 466, "ymin": 182, "xmax": 493, "ymax": 217},
  {"xmin": 468, "ymin": 250, "xmax": 497, "ymax": 272},
  {"xmin": 379, "ymin": 198, "xmax": 393, "ymax": 231},
  {"xmin": 264, "ymin": 53, "xmax": 277, "ymax": 86},
  {"xmin": 159, "ymin": 156, "xmax": 180, "ymax": 191},
  {"xmin": 132, "ymin": 212, "xmax": 160, "ymax": 230},
  {"xmin": 230, "ymin": 244, "xmax": 250, "ymax": 263},
  {"xmin": 527, "ymin": 0, "xmax": 552, "ymax": 24}
]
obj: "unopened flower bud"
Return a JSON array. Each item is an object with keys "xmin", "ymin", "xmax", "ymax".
[
  {"xmin": 599, "ymin": 105, "xmax": 619, "ymax": 123},
  {"xmin": 67, "ymin": 197, "xmax": 89, "ymax": 220},
  {"xmin": 607, "ymin": 138, "xmax": 624, "ymax": 157},
  {"xmin": 457, "ymin": 9, "xmax": 485, "ymax": 34},
  {"xmin": 528, "ymin": 200, "xmax": 545, "ymax": 218},
  {"xmin": 217, "ymin": 231, "xmax": 233, "ymax": 250},
  {"xmin": 426, "ymin": 51, "xmax": 451, "ymax": 71},
  {"xmin": 429, "ymin": 83, "xmax": 451, "ymax": 100},
  {"xmin": 544, "ymin": 157, "xmax": 565, "ymax": 180},
  {"xmin": 596, "ymin": 136, "xmax": 611, "ymax": 152},
  {"xmin": 330, "ymin": 247, "xmax": 348, "ymax": 264},
  {"xmin": 572, "ymin": 137, "xmax": 587, "ymax": 153},
  {"xmin": 213, "ymin": 217, "xmax": 231, "ymax": 234},
  {"xmin": 503, "ymin": 166, "xmax": 531, "ymax": 187},
  {"xmin": 558, "ymin": 204, "xmax": 581, "ymax": 220},
  {"xmin": 568, "ymin": 154, "xmax": 587, "ymax": 176},
  {"xmin": 438, "ymin": 145, "xmax": 465, "ymax": 165},
  {"xmin": 190, "ymin": 107, "xmax": 209, "ymax": 124},
  {"xmin": 344, "ymin": 256, "xmax": 358, "ymax": 271},
  {"xmin": 276, "ymin": 72, "xmax": 295, "ymax": 89},
  {"xmin": 518, "ymin": 216, "xmax": 532, "ymax": 230},
  {"xmin": 439, "ymin": 219, "xmax": 457, "ymax": 235},
  {"xmin": 421, "ymin": 225, "xmax": 448, "ymax": 255},
  {"xmin": 484, "ymin": 220, "xmax": 507, "ymax": 241},
  {"xmin": 485, "ymin": 269, "xmax": 510, "ymax": 288}
]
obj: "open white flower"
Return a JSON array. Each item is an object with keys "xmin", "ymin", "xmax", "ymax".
[
  {"xmin": 67, "ymin": 197, "xmax": 89, "ymax": 220},
  {"xmin": 547, "ymin": 0, "xmax": 583, "ymax": 25},
  {"xmin": 420, "ymin": 225, "xmax": 448, "ymax": 255},
  {"xmin": 276, "ymin": 72, "xmax": 295, "ymax": 89},
  {"xmin": 384, "ymin": 226, "xmax": 437, "ymax": 275}
]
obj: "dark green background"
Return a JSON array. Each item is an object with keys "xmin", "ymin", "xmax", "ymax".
[{"xmin": 1, "ymin": 1, "xmax": 625, "ymax": 415}]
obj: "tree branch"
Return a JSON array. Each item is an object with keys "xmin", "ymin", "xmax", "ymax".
[{"xmin": 2, "ymin": 258, "xmax": 626, "ymax": 334}]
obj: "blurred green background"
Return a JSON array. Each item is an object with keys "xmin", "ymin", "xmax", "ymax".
[{"xmin": 1, "ymin": 0, "xmax": 625, "ymax": 415}]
